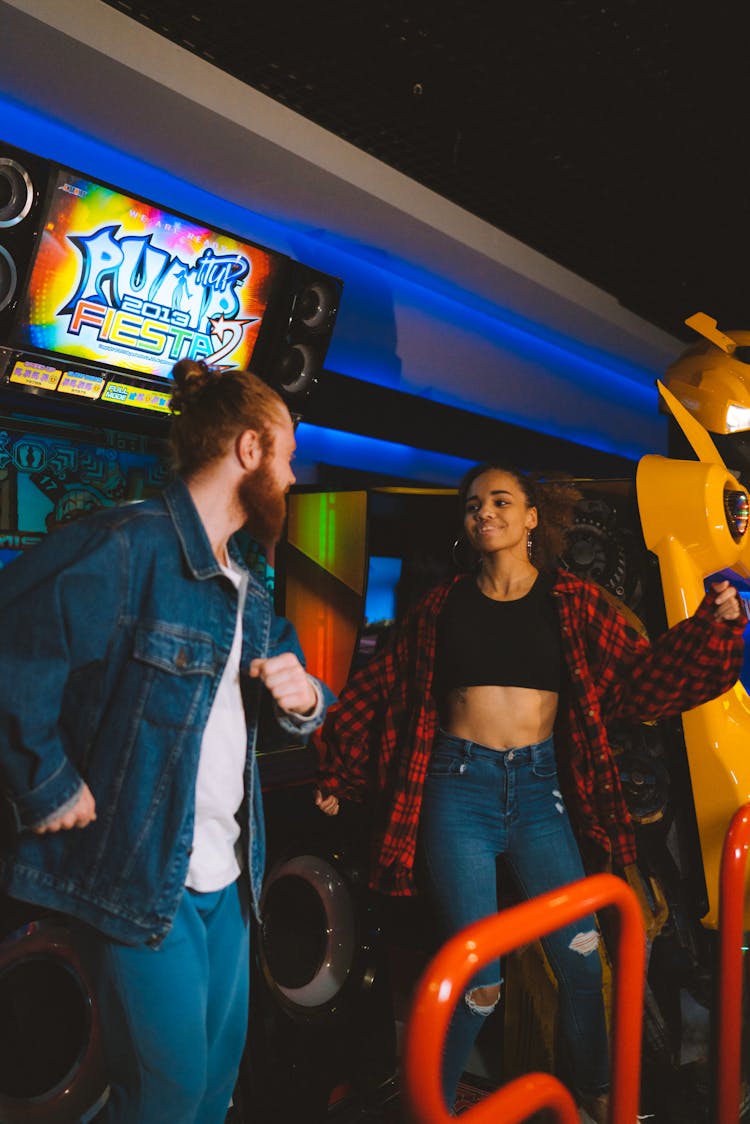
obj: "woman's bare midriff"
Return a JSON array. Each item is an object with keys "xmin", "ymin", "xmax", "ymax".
[{"xmin": 441, "ymin": 684, "xmax": 558, "ymax": 751}]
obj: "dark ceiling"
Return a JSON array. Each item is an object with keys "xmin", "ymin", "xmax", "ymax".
[{"xmin": 102, "ymin": 0, "xmax": 750, "ymax": 342}]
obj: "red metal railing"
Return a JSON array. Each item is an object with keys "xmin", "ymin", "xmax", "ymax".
[
  {"xmin": 717, "ymin": 803, "xmax": 750, "ymax": 1124},
  {"xmin": 403, "ymin": 872, "xmax": 645, "ymax": 1124}
]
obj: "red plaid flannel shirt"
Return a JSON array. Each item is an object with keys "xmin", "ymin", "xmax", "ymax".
[{"xmin": 314, "ymin": 571, "xmax": 745, "ymax": 895}]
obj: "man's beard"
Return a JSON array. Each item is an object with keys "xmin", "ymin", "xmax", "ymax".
[{"xmin": 238, "ymin": 458, "xmax": 287, "ymax": 547}]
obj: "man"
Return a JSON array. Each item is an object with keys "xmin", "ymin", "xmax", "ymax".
[{"xmin": 0, "ymin": 359, "xmax": 332, "ymax": 1122}]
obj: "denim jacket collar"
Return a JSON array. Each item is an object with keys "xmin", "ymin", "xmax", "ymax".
[{"xmin": 162, "ymin": 476, "xmax": 252, "ymax": 584}]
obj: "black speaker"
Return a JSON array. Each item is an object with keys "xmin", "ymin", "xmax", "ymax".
[
  {"xmin": 235, "ymin": 786, "xmax": 396, "ymax": 1121},
  {"xmin": 0, "ymin": 895, "xmax": 107, "ymax": 1123},
  {"xmin": 252, "ymin": 261, "xmax": 342, "ymax": 413},
  {"xmin": 0, "ymin": 141, "xmax": 52, "ymax": 342}
]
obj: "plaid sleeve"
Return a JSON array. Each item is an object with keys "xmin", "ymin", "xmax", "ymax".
[
  {"xmin": 312, "ymin": 583, "xmax": 443, "ymax": 809},
  {"xmin": 312, "ymin": 644, "xmax": 394, "ymax": 801},
  {"xmin": 598, "ymin": 587, "xmax": 745, "ymax": 723},
  {"xmin": 311, "ymin": 596, "xmax": 426, "ymax": 801}
]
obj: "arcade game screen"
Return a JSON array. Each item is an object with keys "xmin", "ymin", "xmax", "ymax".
[
  {"xmin": 0, "ymin": 414, "xmax": 273, "ymax": 591},
  {"xmin": 0, "ymin": 415, "xmax": 171, "ymax": 570},
  {"xmin": 9, "ymin": 168, "xmax": 282, "ymax": 396}
]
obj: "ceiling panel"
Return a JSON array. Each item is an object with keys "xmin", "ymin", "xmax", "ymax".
[{"xmin": 100, "ymin": 1, "xmax": 750, "ymax": 340}]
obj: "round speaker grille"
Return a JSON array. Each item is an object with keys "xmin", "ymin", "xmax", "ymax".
[
  {"xmin": 0, "ymin": 921, "xmax": 106, "ymax": 1124},
  {"xmin": 0, "ymin": 955, "xmax": 88, "ymax": 1099},
  {"xmin": 263, "ymin": 875, "xmax": 328, "ymax": 988},
  {"xmin": 0, "ymin": 245, "xmax": 18, "ymax": 313},
  {"xmin": 0, "ymin": 159, "xmax": 34, "ymax": 228},
  {"xmin": 294, "ymin": 281, "xmax": 337, "ymax": 331},
  {"xmin": 261, "ymin": 854, "xmax": 356, "ymax": 1009},
  {"xmin": 278, "ymin": 343, "xmax": 315, "ymax": 396}
]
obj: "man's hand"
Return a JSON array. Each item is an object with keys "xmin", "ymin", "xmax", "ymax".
[
  {"xmin": 315, "ymin": 788, "xmax": 340, "ymax": 816},
  {"xmin": 712, "ymin": 580, "xmax": 742, "ymax": 622},
  {"xmin": 33, "ymin": 783, "xmax": 96, "ymax": 834},
  {"xmin": 249, "ymin": 652, "xmax": 318, "ymax": 715}
]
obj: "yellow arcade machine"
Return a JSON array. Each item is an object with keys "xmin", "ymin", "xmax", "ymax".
[
  {"xmin": 501, "ymin": 335, "xmax": 750, "ymax": 1116},
  {"xmin": 651, "ymin": 313, "xmax": 750, "ymax": 930}
]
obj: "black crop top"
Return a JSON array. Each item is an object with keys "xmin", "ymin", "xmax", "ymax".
[{"xmin": 433, "ymin": 573, "xmax": 562, "ymax": 697}]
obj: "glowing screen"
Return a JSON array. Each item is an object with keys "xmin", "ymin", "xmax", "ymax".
[
  {"xmin": 364, "ymin": 555, "xmax": 403, "ymax": 625},
  {"xmin": 14, "ymin": 169, "xmax": 281, "ymax": 381}
]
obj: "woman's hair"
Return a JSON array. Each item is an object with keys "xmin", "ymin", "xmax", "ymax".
[
  {"xmin": 457, "ymin": 461, "xmax": 581, "ymax": 571},
  {"xmin": 169, "ymin": 359, "xmax": 286, "ymax": 476}
]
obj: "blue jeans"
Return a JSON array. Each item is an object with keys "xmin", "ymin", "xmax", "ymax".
[
  {"xmin": 419, "ymin": 731, "xmax": 609, "ymax": 1109},
  {"xmin": 84, "ymin": 880, "xmax": 250, "ymax": 1124}
]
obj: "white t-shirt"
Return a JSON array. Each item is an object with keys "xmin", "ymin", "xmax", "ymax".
[{"xmin": 186, "ymin": 562, "xmax": 247, "ymax": 892}]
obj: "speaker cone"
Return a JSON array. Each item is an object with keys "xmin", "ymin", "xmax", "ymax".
[
  {"xmin": 0, "ymin": 246, "xmax": 18, "ymax": 313},
  {"xmin": 261, "ymin": 854, "xmax": 356, "ymax": 1010},
  {"xmin": 0, "ymin": 920, "xmax": 106, "ymax": 1123},
  {"xmin": 0, "ymin": 159, "xmax": 34, "ymax": 228},
  {"xmin": 277, "ymin": 343, "xmax": 315, "ymax": 396},
  {"xmin": 293, "ymin": 280, "xmax": 338, "ymax": 332}
]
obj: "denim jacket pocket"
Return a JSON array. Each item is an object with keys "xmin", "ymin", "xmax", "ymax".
[
  {"xmin": 133, "ymin": 624, "xmax": 217, "ymax": 675},
  {"xmin": 131, "ymin": 624, "xmax": 219, "ymax": 733}
]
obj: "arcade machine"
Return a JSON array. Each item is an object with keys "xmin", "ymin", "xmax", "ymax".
[
  {"xmin": 626, "ymin": 315, "xmax": 750, "ymax": 1121},
  {"xmin": 560, "ymin": 369, "xmax": 750, "ymax": 1123},
  {"xmin": 0, "ymin": 139, "xmax": 343, "ymax": 1123}
]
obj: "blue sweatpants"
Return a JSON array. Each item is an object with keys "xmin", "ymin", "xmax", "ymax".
[{"xmin": 86, "ymin": 880, "xmax": 250, "ymax": 1124}]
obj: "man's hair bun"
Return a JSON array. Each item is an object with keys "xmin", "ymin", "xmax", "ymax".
[{"xmin": 170, "ymin": 359, "xmax": 215, "ymax": 414}]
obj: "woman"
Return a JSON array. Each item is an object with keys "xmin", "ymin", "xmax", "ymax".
[{"xmin": 314, "ymin": 463, "xmax": 744, "ymax": 1121}]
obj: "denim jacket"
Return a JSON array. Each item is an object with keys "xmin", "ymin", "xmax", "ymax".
[{"xmin": 0, "ymin": 478, "xmax": 331, "ymax": 946}]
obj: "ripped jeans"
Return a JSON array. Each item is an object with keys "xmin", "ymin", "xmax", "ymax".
[{"xmin": 419, "ymin": 731, "xmax": 609, "ymax": 1110}]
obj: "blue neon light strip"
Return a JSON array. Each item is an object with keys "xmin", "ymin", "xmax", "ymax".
[
  {"xmin": 295, "ymin": 422, "xmax": 474, "ymax": 485},
  {"xmin": 0, "ymin": 96, "xmax": 298, "ymax": 259}
]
